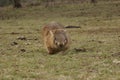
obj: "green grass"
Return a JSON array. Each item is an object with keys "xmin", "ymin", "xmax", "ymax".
[{"xmin": 0, "ymin": 1, "xmax": 120, "ymax": 80}]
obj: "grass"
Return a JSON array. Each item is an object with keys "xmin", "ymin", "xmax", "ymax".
[{"xmin": 0, "ymin": 1, "xmax": 120, "ymax": 80}]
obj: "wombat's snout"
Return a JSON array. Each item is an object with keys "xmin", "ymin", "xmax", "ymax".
[{"xmin": 59, "ymin": 44, "xmax": 64, "ymax": 48}]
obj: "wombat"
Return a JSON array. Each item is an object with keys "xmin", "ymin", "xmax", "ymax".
[{"xmin": 42, "ymin": 21, "xmax": 70, "ymax": 54}]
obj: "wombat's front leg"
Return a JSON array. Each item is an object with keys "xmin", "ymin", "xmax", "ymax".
[{"xmin": 47, "ymin": 47, "xmax": 55, "ymax": 54}]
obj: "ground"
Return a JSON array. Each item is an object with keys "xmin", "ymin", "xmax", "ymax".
[{"xmin": 0, "ymin": 1, "xmax": 120, "ymax": 80}]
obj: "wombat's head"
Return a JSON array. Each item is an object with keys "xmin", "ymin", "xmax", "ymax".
[{"xmin": 49, "ymin": 29, "xmax": 68, "ymax": 48}]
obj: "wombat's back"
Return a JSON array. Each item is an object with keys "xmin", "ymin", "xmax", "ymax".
[{"xmin": 42, "ymin": 21, "xmax": 64, "ymax": 36}]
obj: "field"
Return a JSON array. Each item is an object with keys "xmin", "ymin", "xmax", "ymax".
[{"xmin": 0, "ymin": 1, "xmax": 120, "ymax": 80}]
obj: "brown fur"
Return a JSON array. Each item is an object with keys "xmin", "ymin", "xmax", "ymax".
[{"xmin": 42, "ymin": 21, "xmax": 70, "ymax": 54}]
